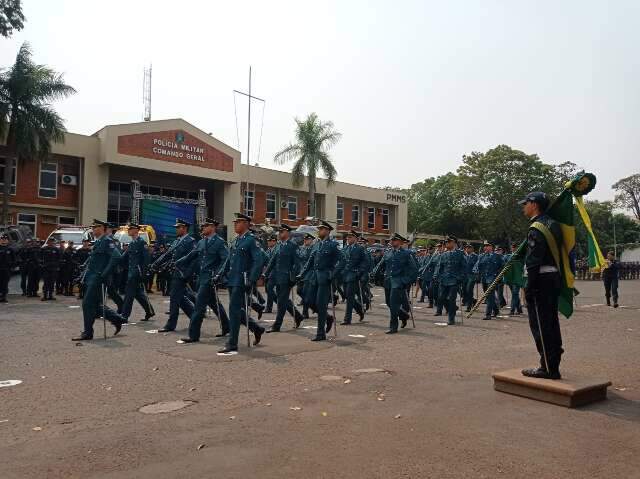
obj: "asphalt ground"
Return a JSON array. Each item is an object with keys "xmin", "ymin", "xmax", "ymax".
[{"xmin": 0, "ymin": 279, "xmax": 639, "ymax": 478}]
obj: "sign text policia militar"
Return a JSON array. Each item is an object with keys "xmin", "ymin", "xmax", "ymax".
[
  {"xmin": 152, "ymin": 137, "xmax": 205, "ymax": 162},
  {"xmin": 116, "ymin": 129, "xmax": 235, "ymax": 172}
]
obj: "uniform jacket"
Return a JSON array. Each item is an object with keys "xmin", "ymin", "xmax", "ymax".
[
  {"xmin": 39, "ymin": 246, "xmax": 61, "ymax": 270},
  {"xmin": 0, "ymin": 245, "xmax": 15, "ymax": 270},
  {"xmin": 120, "ymin": 237, "xmax": 150, "ymax": 278},
  {"xmin": 264, "ymin": 239, "xmax": 299, "ymax": 285},
  {"xmin": 342, "ymin": 243, "xmax": 370, "ymax": 283},
  {"xmin": 434, "ymin": 249, "xmax": 466, "ymax": 286},
  {"xmin": 218, "ymin": 232, "xmax": 264, "ymax": 287},
  {"xmin": 525, "ymin": 213, "xmax": 563, "ymax": 287},
  {"xmin": 381, "ymin": 248, "xmax": 418, "ymax": 289},
  {"xmin": 301, "ymin": 238, "xmax": 340, "ymax": 286},
  {"xmin": 86, "ymin": 235, "xmax": 121, "ymax": 279},
  {"xmin": 464, "ymin": 253, "xmax": 478, "ymax": 276},
  {"xmin": 474, "ymin": 252, "xmax": 503, "ymax": 284},
  {"xmin": 171, "ymin": 234, "xmax": 197, "ymax": 279},
  {"xmin": 297, "ymin": 245, "xmax": 314, "ymax": 281},
  {"xmin": 189, "ymin": 234, "xmax": 229, "ymax": 285}
]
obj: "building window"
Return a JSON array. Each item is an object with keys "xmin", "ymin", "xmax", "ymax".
[
  {"xmin": 351, "ymin": 205, "xmax": 360, "ymax": 227},
  {"xmin": 266, "ymin": 193, "xmax": 277, "ymax": 220},
  {"xmin": 59, "ymin": 216, "xmax": 76, "ymax": 225},
  {"xmin": 0, "ymin": 158, "xmax": 17, "ymax": 195},
  {"xmin": 244, "ymin": 190, "xmax": 255, "ymax": 218},
  {"xmin": 337, "ymin": 202, "xmax": 344, "ymax": 224},
  {"xmin": 287, "ymin": 196, "xmax": 297, "ymax": 220},
  {"xmin": 38, "ymin": 160, "xmax": 58, "ymax": 198},
  {"xmin": 382, "ymin": 208, "xmax": 389, "ymax": 230},
  {"xmin": 107, "ymin": 181, "xmax": 132, "ymax": 225},
  {"xmin": 368, "ymin": 207, "xmax": 375, "ymax": 229},
  {"xmin": 17, "ymin": 213, "xmax": 36, "ymax": 235}
]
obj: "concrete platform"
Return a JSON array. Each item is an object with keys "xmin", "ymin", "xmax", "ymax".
[{"xmin": 492, "ymin": 368, "xmax": 612, "ymax": 408}]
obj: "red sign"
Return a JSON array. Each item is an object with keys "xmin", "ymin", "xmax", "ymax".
[{"xmin": 117, "ymin": 130, "xmax": 234, "ymax": 172}]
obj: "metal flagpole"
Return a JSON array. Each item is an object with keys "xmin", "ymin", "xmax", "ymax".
[{"xmin": 532, "ymin": 298, "xmax": 550, "ymax": 372}]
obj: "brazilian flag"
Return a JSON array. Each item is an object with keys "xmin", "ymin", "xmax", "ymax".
[{"xmin": 543, "ymin": 172, "xmax": 602, "ymax": 318}]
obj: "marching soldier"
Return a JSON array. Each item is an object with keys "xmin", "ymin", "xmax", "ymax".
[
  {"xmin": 72, "ymin": 219, "xmax": 126, "ymax": 341},
  {"xmin": 434, "ymin": 235, "xmax": 466, "ymax": 325},
  {"xmin": 385, "ymin": 233, "xmax": 417, "ymax": 334},
  {"xmin": 518, "ymin": 191, "xmax": 564, "ymax": 379},
  {"xmin": 358, "ymin": 235, "xmax": 373, "ymax": 311},
  {"xmin": 120, "ymin": 224, "xmax": 155, "ymax": 322},
  {"xmin": 0, "ymin": 233, "xmax": 15, "ymax": 303},
  {"xmin": 602, "ymin": 251, "xmax": 619, "ymax": 308},
  {"xmin": 74, "ymin": 239, "xmax": 92, "ymax": 299},
  {"xmin": 340, "ymin": 230, "xmax": 367, "ymax": 325},
  {"xmin": 298, "ymin": 220, "xmax": 339, "ymax": 341},
  {"xmin": 473, "ymin": 241, "xmax": 502, "ymax": 320},
  {"xmin": 215, "ymin": 213, "xmax": 266, "ymax": 354},
  {"xmin": 40, "ymin": 237, "xmax": 61, "ymax": 301},
  {"xmin": 104, "ymin": 223, "xmax": 125, "ymax": 312},
  {"xmin": 158, "ymin": 219, "xmax": 197, "ymax": 333},
  {"xmin": 297, "ymin": 233, "xmax": 315, "ymax": 318},
  {"xmin": 462, "ymin": 244, "xmax": 478, "ymax": 312},
  {"xmin": 503, "ymin": 242, "xmax": 525, "ymax": 315},
  {"xmin": 180, "ymin": 218, "xmax": 230, "ymax": 343},
  {"xmin": 264, "ymin": 224, "xmax": 304, "ymax": 332},
  {"xmin": 263, "ymin": 235, "xmax": 278, "ymax": 314}
]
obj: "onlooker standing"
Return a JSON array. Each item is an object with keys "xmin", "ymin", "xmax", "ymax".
[{"xmin": 602, "ymin": 251, "xmax": 619, "ymax": 308}]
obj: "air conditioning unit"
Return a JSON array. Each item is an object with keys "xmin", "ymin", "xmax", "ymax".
[
  {"xmin": 61, "ymin": 175, "xmax": 77, "ymax": 186},
  {"xmin": 280, "ymin": 201, "xmax": 287, "ymax": 208}
]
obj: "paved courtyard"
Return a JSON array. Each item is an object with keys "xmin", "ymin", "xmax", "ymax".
[{"xmin": 0, "ymin": 279, "xmax": 638, "ymax": 478}]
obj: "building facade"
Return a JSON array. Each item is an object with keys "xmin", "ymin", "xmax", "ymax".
[{"xmin": 0, "ymin": 119, "xmax": 407, "ymax": 241}]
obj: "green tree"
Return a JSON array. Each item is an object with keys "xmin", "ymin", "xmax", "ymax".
[
  {"xmin": 274, "ymin": 113, "xmax": 340, "ymax": 218},
  {"xmin": 0, "ymin": 0, "xmax": 24, "ymax": 38},
  {"xmin": 612, "ymin": 174, "xmax": 640, "ymax": 220},
  {"xmin": 407, "ymin": 173, "xmax": 481, "ymax": 238},
  {"xmin": 456, "ymin": 145, "xmax": 559, "ymax": 243},
  {"xmin": 0, "ymin": 43, "xmax": 76, "ymax": 224}
]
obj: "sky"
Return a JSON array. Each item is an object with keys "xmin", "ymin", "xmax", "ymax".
[{"xmin": 1, "ymin": 0, "xmax": 638, "ymax": 201}]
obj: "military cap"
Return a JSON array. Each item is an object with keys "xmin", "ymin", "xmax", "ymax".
[
  {"xmin": 91, "ymin": 219, "xmax": 109, "ymax": 228},
  {"xmin": 108, "ymin": 222, "xmax": 119, "ymax": 229},
  {"xmin": 518, "ymin": 191, "xmax": 550, "ymax": 210},
  {"xmin": 0, "ymin": 233, "xmax": 8, "ymax": 240},
  {"xmin": 483, "ymin": 240, "xmax": 494, "ymax": 247},
  {"xmin": 346, "ymin": 229, "xmax": 360, "ymax": 237},
  {"xmin": 390, "ymin": 232, "xmax": 407, "ymax": 242},
  {"xmin": 446, "ymin": 235, "xmax": 458, "ymax": 243},
  {"xmin": 173, "ymin": 218, "xmax": 191, "ymax": 228},
  {"xmin": 267, "ymin": 235, "xmax": 277, "ymax": 241},
  {"xmin": 278, "ymin": 224, "xmax": 293, "ymax": 232},
  {"xmin": 317, "ymin": 220, "xmax": 334, "ymax": 231},
  {"xmin": 463, "ymin": 243, "xmax": 473, "ymax": 248},
  {"xmin": 304, "ymin": 233, "xmax": 315, "ymax": 240},
  {"xmin": 201, "ymin": 217, "xmax": 220, "ymax": 226},
  {"xmin": 233, "ymin": 212, "xmax": 252, "ymax": 223},
  {"xmin": 127, "ymin": 223, "xmax": 140, "ymax": 230}
]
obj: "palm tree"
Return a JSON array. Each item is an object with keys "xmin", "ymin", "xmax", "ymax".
[
  {"xmin": 0, "ymin": 42, "xmax": 76, "ymax": 224},
  {"xmin": 274, "ymin": 113, "xmax": 341, "ymax": 218}
]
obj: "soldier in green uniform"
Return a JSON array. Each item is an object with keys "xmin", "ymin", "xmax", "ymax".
[
  {"xmin": 298, "ymin": 221, "xmax": 339, "ymax": 341},
  {"xmin": 503, "ymin": 242, "xmax": 525, "ymax": 315},
  {"xmin": 435, "ymin": 235, "xmax": 466, "ymax": 325},
  {"xmin": 264, "ymin": 224, "xmax": 303, "ymax": 332},
  {"xmin": 180, "ymin": 218, "xmax": 230, "ymax": 343},
  {"xmin": 340, "ymin": 230, "xmax": 367, "ymax": 325},
  {"xmin": 215, "ymin": 213, "xmax": 265, "ymax": 354},
  {"xmin": 120, "ymin": 224, "xmax": 155, "ymax": 322},
  {"xmin": 519, "ymin": 192, "xmax": 564, "ymax": 379},
  {"xmin": 385, "ymin": 233, "xmax": 417, "ymax": 334},
  {"xmin": 72, "ymin": 219, "xmax": 126, "ymax": 341}
]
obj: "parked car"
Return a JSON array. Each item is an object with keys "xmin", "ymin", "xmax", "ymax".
[
  {"xmin": 45, "ymin": 225, "xmax": 94, "ymax": 250},
  {"xmin": 0, "ymin": 224, "xmax": 34, "ymax": 252}
]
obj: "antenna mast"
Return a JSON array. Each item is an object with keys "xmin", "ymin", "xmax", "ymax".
[{"xmin": 143, "ymin": 64, "xmax": 152, "ymax": 121}]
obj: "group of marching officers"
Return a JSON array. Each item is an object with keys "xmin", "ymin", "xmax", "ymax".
[{"xmin": 69, "ymin": 212, "xmax": 532, "ymax": 353}]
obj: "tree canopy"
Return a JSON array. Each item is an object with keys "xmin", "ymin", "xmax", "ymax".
[
  {"xmin": 0, "ymin": 0, "xmax": 24, "ymax": 38},
  {"xmin": 612, "ymin": 173, "xmax": 640, "ymax": 221}
]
